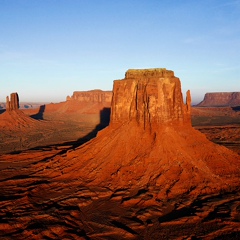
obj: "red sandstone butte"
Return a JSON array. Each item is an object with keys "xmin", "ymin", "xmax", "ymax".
[
  {"xmin": 111, "ymin": 68, "xmax": 191, "ymax": 126},
  {"xmin": 0, "ymin": 92, "xmax": 42, "ymax": 130},
  {"xmin": 6, "ymin": 92, "xmax": 19, "ymax": 111},
  {"xmin": 54, "ymin": 68, "xmax": 239, "ymax": 198}
]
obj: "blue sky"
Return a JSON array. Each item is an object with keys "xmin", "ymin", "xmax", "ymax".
[{"xmin": 0, "ymin": 0, "xmax": 239, "ymax": 104}]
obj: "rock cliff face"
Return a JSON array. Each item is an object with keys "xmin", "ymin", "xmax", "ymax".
[
  {"xmin": 111, "ymin": 68, "xmax": 191, "ymax": 127},
  {"xmin": 67, "ymin": 90, "xmax": 112, "ymax": 103},
  {"xmin": 61, "ymin": 68, "xmax": 239, "ymax": 193},
  {"xmin": 6, "ymin": 92, "xmax": 19, "ymax": 111},
  {"xmin": 197, "ymin": 92, "xmax": 240, "ymax": 107}
]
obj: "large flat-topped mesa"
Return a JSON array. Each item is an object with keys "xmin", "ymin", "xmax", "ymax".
[
  {"xmin": 67, "ymin": 90, "xmax": 112, "ymax": 103},
  {"xmin": 197, "ymin": 92, "xmax": 240, "ymax": 107},
  {"xmin": 111, "ymin": 68, "xmax": 191, "ymax": 127}
]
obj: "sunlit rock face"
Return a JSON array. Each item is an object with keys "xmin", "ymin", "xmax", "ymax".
[
  {"xmin": 6, "ymin": 92, "xmax": 19, "ymax": 111},
  {"xmin": 110, "ymin": 68, "xmax": 191, "ymax": 127}
]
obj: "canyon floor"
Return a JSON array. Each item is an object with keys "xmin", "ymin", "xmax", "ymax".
[{"xmin": 0, "ymin": 104, "xmax": 240, "ymax": 239}]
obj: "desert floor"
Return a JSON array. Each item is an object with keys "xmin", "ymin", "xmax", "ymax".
[{"xmin": 0, "ymin": 106, "xmax": 239, "ymax": 239}]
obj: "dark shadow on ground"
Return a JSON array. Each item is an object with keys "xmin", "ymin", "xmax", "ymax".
[
  {"xmin": 9, "ymin": 107, "xmax": 111, "ymax": 155},
  {"xmin": 0, "ymin": 109, "xmax": 5, "ymax": 115},
  {"xmin": 232, "ymin": 106, "xmax": 240, "ymax": 112},
  {"xmin": 30, "ymin": 105, "xmax": 46, "ymax": 120}
]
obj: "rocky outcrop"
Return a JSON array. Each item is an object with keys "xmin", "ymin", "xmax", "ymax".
[
  {"xmin": 6, "ymin": 92, "xmax": 19, "ymax": 111},
  {"xmin": 67, "ymin": 89, "xmax": 112, "ymax": 103},
  {"xmin": 0, "ymin": 93, "xmax": 43, "ymax": 133},
  {"xmin": 111, "ymin": 68, "xmax": 191, "ymax": 127},
  {"xmin": 197, "ymin": 92, "xmax": 240, "ymax": 107}
]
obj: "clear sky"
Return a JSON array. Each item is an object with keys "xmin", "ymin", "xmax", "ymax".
[{"xmin": 0, "ymin": 0, "xmax": 239, "ymax": 104}]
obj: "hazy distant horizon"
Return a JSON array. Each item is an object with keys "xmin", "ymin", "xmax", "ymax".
[{"xmin": 0, "ymin": 89, "xmax": 205, "ymax": 106}]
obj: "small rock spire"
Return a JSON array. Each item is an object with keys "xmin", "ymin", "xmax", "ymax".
[{"xmin": 186, "ymin": 90, "xmax": 191, "ymax": 113}]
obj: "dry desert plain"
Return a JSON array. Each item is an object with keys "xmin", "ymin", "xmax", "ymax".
[{"xmin": 0, "ymin": 69, "xmax": 240, "ymax": 239}]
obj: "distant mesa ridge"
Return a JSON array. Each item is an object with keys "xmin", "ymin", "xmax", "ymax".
[
  {"xmin": 197, "ymin": 92, "xmax": 240, "ymax": 107},
  {"xmin": 66, "ymin": 89, "xmax": 112, "ymax": 103}
]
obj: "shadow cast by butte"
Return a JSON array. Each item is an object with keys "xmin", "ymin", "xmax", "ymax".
[
  {"xmin": 30, "ymin": 105, "xmax": 46, "ymax": 120},
  {"xmin": 0, "ymin": 109, "xmax": 6, "ymax": 114},
  {"xmin": 14, "ymin": 107, "xmax": 111, "ymax": 154},
  {"xmin": 232, "ymin": 106, "xmax": 240, "ymax": 112}
]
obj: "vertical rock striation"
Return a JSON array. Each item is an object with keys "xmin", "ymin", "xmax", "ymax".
[
  {"xmin": 110, "ymin": 68, "xmax": 191, "ymax": 128},
  {"xmin": 6, "ymin": 93, "xmax": 19, "ymax": 111}
]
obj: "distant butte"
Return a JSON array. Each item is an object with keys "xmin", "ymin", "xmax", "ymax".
[
  {"xmin": 6, "ymin": 92, "xmax": 19, "ymax": 111},
  {"xmin": 47, "ymin": 89, "xmax": 112, "ymax": 114},
  {"xmin": 0, "ymin": 92, "xmax": 43, "ymax": 131},
  {"xmin": 66, "ymin": 89, "xmax": 112, "ymax": 103},
  {"xmin": 197, "ymin": 92, "xmax": 240, "ymax": 107}
]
